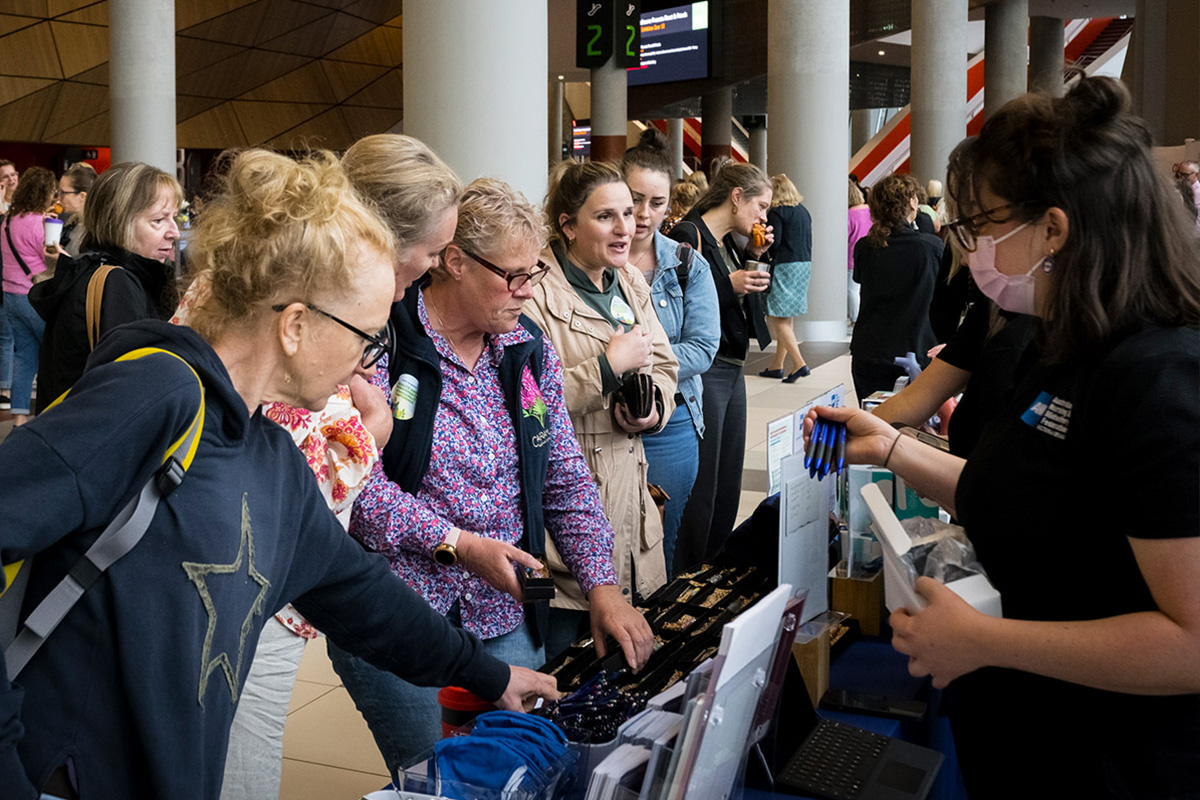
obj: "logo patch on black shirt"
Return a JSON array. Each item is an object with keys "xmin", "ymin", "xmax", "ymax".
[{"xmin": 1021, "ymin": 391, "xmax": 1072, "ymax": 440}]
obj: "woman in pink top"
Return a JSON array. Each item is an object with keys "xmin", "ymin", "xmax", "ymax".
[
  {"xmin": 847, "ymin": 179, "xmax": 872, "ymax": 324},
  {"xmin": 1, "ymin": 166, "xmax": 54, "ymax": 423}
]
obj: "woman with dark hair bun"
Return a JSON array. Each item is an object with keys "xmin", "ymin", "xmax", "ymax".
[
  {"xmin": 622, "ymin": 129, "xmax": 719, "ymax": 578},
  {"xmin": 805, "ymin": 77, "xmax": 1200, "ymax": 800},
  {"xmin": 848, "ymin": 172, "xmax": 942, "ymax": 403}
]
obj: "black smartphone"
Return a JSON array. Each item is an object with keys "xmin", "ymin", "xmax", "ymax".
[{"xmin": 819, "ymin": 688, "xmax": 928, "ymax": 721}]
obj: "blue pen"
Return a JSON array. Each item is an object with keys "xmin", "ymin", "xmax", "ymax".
[
  {"xmin": 835, "ymin": 423, "xmax": 847, "ymax": 475},
  {"xmin": 806, "ymin": 417, "xmax": 825, "ymax": 479},
  {"xmin": 805, "ymin": 417, "xmax": 822, "ymax": 469},
  {"xmin": 818, "ymin": 419, "xmax": 836, "ymax": 480},
  {"xmin": 813, "ymin": 417, "xmax": 830, "ymax": 479}
]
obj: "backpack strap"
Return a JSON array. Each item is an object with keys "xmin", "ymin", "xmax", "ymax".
[
  {"xmin": 3, "ymin": 215, "xmax": 33, "ymax": 277},
  {"xmin": 3, "ymin": 347, "xmax": 205, "ymax": 681},
  {"xmin": 85, "ymin": 264, "xmax": 122, "ymax": 351}
]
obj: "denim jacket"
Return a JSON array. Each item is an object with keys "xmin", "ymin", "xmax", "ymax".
[{"xmin": 647, "ymin": 230, "xmax": 720, "ymax": 437}]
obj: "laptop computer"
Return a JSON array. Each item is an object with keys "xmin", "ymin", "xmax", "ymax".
[{"xmin": 756, "ymin": 659, "xmax": 943, "ymax": 800}]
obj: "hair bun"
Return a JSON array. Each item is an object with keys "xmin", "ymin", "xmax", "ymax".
[
  {"xmin": 637, "ymin": 127, "xmax": 670, "ymax": 155},
  {"xmin": 1063, "ymin": 76, "xmax": 1129, "ymax": 129}
]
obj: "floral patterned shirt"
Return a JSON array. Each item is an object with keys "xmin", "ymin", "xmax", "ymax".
[{"xmin": 349, "ymin": 291, "xmax": 618, "ymax": 639}]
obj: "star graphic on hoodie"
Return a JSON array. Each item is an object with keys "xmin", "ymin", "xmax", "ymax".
[{"xmin": 183, "ymin": 493, "xmax": 271, "ymax": 705}]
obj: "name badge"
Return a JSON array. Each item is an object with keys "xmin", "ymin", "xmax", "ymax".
[
  {"xmin": 391, "ymin": 374, "xmax": 418, "ymax": 420},
  {"xmin": 610, "ymin": 294, "xmax": 636, "ymax": 326}
]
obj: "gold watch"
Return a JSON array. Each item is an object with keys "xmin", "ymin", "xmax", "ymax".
[{"xmin": 433, "ymin": 527, "xmax": 462, "ymax": 567}]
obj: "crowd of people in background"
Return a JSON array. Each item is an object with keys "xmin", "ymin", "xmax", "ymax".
[{"xmin": 0, "ymin": 74, "xmax": 1197, "ymax": 800}]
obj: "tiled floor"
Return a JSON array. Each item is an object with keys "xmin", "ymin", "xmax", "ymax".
[
  {"xmin": 0, "ymin": 339, "xmax": 855, "ymax": 800},
  {"xmin": 278, "ymin": 341, "xmax": 855, "ymax": 800}
]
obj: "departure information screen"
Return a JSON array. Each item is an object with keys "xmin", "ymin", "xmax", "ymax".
[{"xmin": 627, "ymin": 1, "xmax": 709, "ymax": 87}]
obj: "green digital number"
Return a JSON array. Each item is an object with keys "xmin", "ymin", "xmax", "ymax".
[
  {"xmin": 587, "ymin": 24, "xmax": 603, "ymax": 56},
  {"xmin": 626, "ymin": 23, "xmax": 637, "ymax": 57}
]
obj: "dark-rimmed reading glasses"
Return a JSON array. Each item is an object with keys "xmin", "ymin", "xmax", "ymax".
[
  {"xmin": 944, "ymin": 202, "xmax": 1031, "ymax": 251},
  {"xmin": 460, "ymin": 247, "xmax": 550, "ymax": 291},
  {"xmin": 271, "ymin": 302, "xmax": 392, "ymax": 369}
]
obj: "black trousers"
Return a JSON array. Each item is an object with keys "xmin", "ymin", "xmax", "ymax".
[{"xmin": 674, "ymin": 360, "xmax": 746, "ymax": 573}]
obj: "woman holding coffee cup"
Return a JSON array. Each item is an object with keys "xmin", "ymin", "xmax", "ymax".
[
  {"xmin": 30, "ymin": 161, "xmax": 182, "ymax": 414},
  {"xmin": 53, "ymin": 161, "xmax": 98, "ymax": 257},
  {"xmin": 666, "ymin": 162, "xmax": 773, "ymax": 572},
  {"xmin": 525, "ymin": 160, "xmax": 678, "ymax": 658},
  {"xmin": 0, "ymin": 166, "xmax": 56, "ymax": 424}
]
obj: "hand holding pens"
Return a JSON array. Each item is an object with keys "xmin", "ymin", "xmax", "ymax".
[{"xmin": 804, "ymin": 415, "xmax": 847, "ymax": 480}]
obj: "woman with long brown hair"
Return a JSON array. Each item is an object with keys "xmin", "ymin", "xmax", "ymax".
[{"xmin": 807, "ymin": 77, "xmax": 1200, "ymax": 800}]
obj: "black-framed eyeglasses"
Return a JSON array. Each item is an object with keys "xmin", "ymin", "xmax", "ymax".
[
  {"xmin": 271, "ymin": 302, "xmax": 392, "ymax": 369},
  {"xmin": 944, "ymin": 202, "xmax": 1031, "ymax": 251},
  {"xmin": 459, "ymin": 247, "xmax": 550, "ymax": 291}
]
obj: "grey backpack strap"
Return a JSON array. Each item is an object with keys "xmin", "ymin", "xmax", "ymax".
[{"xmin": 4, "ymin": 356, "xmax": 205, "ymax": 681}]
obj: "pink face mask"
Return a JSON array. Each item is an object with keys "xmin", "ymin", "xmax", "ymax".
[{"xmin": 965, "ymin": 222, "xmax": 1044, "ymax": 315}]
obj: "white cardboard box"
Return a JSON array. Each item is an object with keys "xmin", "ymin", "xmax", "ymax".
[{"xmin": 860, "ymin": 483, "xmax": 1003, "ymax": 618}]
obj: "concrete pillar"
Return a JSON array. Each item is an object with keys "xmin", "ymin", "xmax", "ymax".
[
  {"xmin": 667, "ymin": 118, "xmax": 685, "ymax": 180},
  {"xmin": 405, "ymin": 0, "xmax": 546, "ymax": 203},
  {"xmin": 1129, "ymin": 0, "xmax": 1200, "ymax": 145},
  {"xmin": 749, "ymin": 122, "xmax": 768, "ymax": 173},
  {"xmin": 768, "ymin": 0, "xmax": 849, "ymax": 342},
  {"xmin": 850, "ymin": 109, "xmax": 875, "ymax": 157},
  {"xmin": 910, "ymin": 0, "xmax": 967, "ymax": 188},
  {"xmin": 701, "ymin": 88, "xmax": 732, "ymax": 175},
  {"xmin": 984, "ymin": 0, "xmax": 1029, "ymax": 119},
  {"xmin": 1029, "ymin": 16, "xmax": 1065, "ymax": 97},
  {"xmin": 110, "ymin": 0, "xmax": 175, "ymax": 173},
  {"xmin": 590, "ymin": 58, "xmax": 627, "ymax": 163},
  {"xmin": 550, "ymin": 77, "xmax": 565, "ymax": 166}
]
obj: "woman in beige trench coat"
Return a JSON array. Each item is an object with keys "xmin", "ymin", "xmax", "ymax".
[{"xmin": 524, "ymin": 161, "xmax": 678, "ymax": 659}]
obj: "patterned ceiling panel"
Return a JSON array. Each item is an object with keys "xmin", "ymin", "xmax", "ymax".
[{"xmin": 0, "ymin": 0, "xmax": 406, "ymax": 150}]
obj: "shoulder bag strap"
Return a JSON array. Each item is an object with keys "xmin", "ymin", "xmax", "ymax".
[
  {"xmin": 674, "ymin": 241, "xmax": 695, "ymax": 293},
  {"xmin": 4, "ymin": 348, "xmax": 206, "ymax": 681},
  {"xmin": 3, "ymin": 215, "xmax": 33, "ymax": 277},
  {"xmin": 85, "ymin": 264, "xmax": 121, "ymax": 351}
]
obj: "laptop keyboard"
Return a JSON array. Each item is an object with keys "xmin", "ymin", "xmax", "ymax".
[{"xmin": 779, "ymin": 718, "xmax": 889, "ymax": 800}]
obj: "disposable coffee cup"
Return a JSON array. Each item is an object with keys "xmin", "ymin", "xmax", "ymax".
[
  {"xmin": 43, "ymin": 217, "xmax": 63, "ymax": 248},
  {"xmin": 744, "ymin": 259, "xmax": 771, "ymax": 277}
]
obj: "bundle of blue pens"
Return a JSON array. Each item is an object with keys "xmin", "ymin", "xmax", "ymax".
[
  {"xmin": 805, "ymin": 415, "xmax": 847, "ymax": 480},
  {"xmin": 534, "ymin": 671, "xmax": 649, "ymax": 744}
]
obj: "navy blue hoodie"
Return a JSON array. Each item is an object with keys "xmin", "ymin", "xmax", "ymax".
[{"xmin": 0, "ymin": 320, "xmax": 510, "ymax": 799}]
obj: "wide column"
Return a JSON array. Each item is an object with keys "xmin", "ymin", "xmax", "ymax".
[
  {"xmin": 110, "ymin": 0, "xmax": 175, "ymax": 173},
  {"xmin": 590, "ymin": 58, "xmax": 627, "ymax": 162},
  {"xmin": 984, "ymin": 0, "xmax": 1029, "ymax": 119},
  {"xmin": 748, "ymin": 121, "xmax": 767, "ymax": 173},
  {"xmin": 701, "ymin": 88, "xmax": 732, "ymax": 175},
  {"xmin": 405, "ymin": 0, "xmax": 547, "ymax": 203},
  {"xmin": 667, "ymin": 118, "xmax": 685, "ymax": 179},
  {"xmin": 1028, "ymin": 16, "xmax": 1065, "ymax": 97},
  {"xmin": 768, "ymin": 0, "xmax": 849, "ymax": 342},
  {"xmin": 911, "ymin": 0, "xmax": 967, "ymax": 188}
]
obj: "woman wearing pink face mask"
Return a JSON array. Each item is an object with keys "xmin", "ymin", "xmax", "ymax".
[{"xmin": 804, "ymin": 77, "xmax": 1200, "ymax": 800}]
